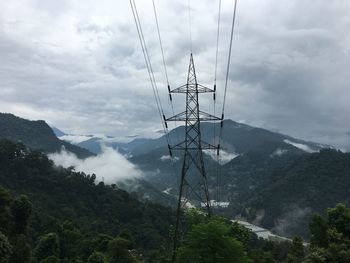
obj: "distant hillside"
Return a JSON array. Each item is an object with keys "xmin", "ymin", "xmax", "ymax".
[
  {"xmin": 73, "ymin": 119, "xmax": 327, "ymax": 162},
  {"xmin": 120, "ymin": 120, "xmax": 328, "ymax": 158},
  {"xmin": 77, "ymin": 137, "xmax": 149, "ymax": 155},
  {"xmin": 233, "ymin": 149, "xmax": 350, "ymax": 238},
  {"xmin": 108, "ymin": 120, "xmax": 347, "ymax": 239},
  {"xmin": 0, "ymin": 113, "xmax": 93, "ymax": 158},
  {"xmin": 113, "ymin": 120, "xmax": 330, "ymax": 201}
]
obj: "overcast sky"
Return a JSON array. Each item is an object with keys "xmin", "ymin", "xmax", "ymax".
[{"xmin": 1, "ymin": 0, "xmax": 350, "ymax": 149}]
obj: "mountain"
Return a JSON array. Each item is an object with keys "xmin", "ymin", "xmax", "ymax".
[
  {"xmin": 77, "ymin": 137, "xmax": 103, "ymax": 154},
  {"xmin": 73, "ymin": 119, "xmax": 326, "ymax": 160},
  {"xmin": 109, "ymin": 120, "xmax": 344, "ymax": 239},
  {"xmin": 70, "ymin": 119, "xmax": 327, "ymax": 168},
  {"xmin": 123, "ymin": 120, "xmax": 328, "ymax": 157},
  {"xmin": 76, "ymin": 137, "xmax": 149, "ymax": 155},
  {"xmin": 111, "ymin": 120, "xmax": 330, "ymax": 198},
  {"xmin": 0, "ymin": 113, "xmax": 94, "ymax": 158},
  {"xmin": 51, "ymin": 126, "xmax": 66, "ymax": 137}
]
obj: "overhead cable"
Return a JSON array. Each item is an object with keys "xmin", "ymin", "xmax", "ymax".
[{"xmin": 129, "ymin": 0, "xmax": 172, "ymax": 148}]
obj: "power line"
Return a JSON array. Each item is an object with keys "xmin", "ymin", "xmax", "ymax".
[
  {"xmin": 131, "ymin": 0, "xmax": 239, "ymax": 258},
  {"xmin": 152, "ymin": 0, "xmax": 180, "ymax": 145},
  {"xmin": 217, "ymin": 0, "xmax": 238, "ymax": 203},
  {"xmin": 221, "ymin": 0, "xmax": 238, "ymax": 118},
  {"xmin": 214, "ymin": 0, "xmax": 222, "ymax": 203},
  {"xmin": 218, "ymin": 0, "xmax": 238, "ymax": 145},
  {"xmin": 129, "ymin": 0, "xmax": 172, "ymax": 148},
  {"xmin": 152, "ymin": 0, "xmax": 169, "ymax": 86},
  {"xmin": 130, "ymin": 0, "xmax": 161, "ymax": 119}
]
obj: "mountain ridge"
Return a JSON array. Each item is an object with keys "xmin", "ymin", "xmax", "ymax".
[
  {"xmin": 58, "ymin": 119, "xmax": 331, "ymax": 158},
  {"xmin": 0, "ymin": 113, "xmax": 94, "ymax": 158}
]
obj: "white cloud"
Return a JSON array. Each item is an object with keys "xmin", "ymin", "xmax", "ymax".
[
  {"xmin": 203, "ymin": 149, "xmax": 239, "ymax": 165},
  {"xmin": 160, "ymin": 155, "xmax": 179, "ymax": 162},
  {"xmin": 59, "ymin": 134, "xmax": 94, "ymax": 144},
  {"xmin": 48, "ymin": 146, "xmax": 142, "ymax": 184},
  {"xmin": 270, "ymin": 148, "xmax": 288, "ymax": 158},
  {"xmin": 283, "ymin": 139, "xmax": 316, "ymax": 153}
]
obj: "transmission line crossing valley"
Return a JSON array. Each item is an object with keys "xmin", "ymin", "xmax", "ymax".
[{"xmin": 129, "ymin": 1, "xmax": 239, "ymax": 262}]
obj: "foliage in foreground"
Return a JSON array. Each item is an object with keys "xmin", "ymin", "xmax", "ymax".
[
  {"xmin": 176, "ymin": 216, "xmax": 248, "ymax": 263},
  {"xmin": 175, "ymin": 203, "xmax": 350, "ymax": 263}
]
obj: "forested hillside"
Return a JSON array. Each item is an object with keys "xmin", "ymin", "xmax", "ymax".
[
  {"xmin": 228, "ymin": 149, "xmax": 350, "ymax": 238},
  {"xmin": 0, "ymin": 113, "xmax": 93, "ymax": 158},
  {"xmin": 0, "ymin": 139, "xmax": 174, "ymax": 262}
]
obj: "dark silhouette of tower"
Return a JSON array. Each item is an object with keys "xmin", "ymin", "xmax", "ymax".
[{"xmin": 166, "ymin": 53, "xmax": 221, "ymax": 262}]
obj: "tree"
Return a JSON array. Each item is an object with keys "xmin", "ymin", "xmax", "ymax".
[
  {"xmin": 306, "ymin": 203, "xmax": 350, "ymax": 263},
  {"xmin": 59, "ymin": 221, "xmax": 82, "ymax": 259},
  {"xmin": 9, "ymin": 234, "xmax": 32, "ymax": 263},
  {"xmin": 0, "ymin": 231, "xmax": 12, "ymax": 263},
  {"xmin": 40, "ymin": 256, "xmax": 60, "ymax": 263},
  {"xmin": 310, "ymin": 215, "xmax": 328, "ymax": 248},
  {"xmin": 107, "ymin": 237, "xmax": 140, "ymax": 263},
  {"xmin": 304, "ymin": 244, "xmax": 350, "ymax": 263},
  {"xmin": 10, "ymin": 195, "xmax": 32, "ymax": 234},
  {"xmin": 176, "ymin": 219, "xmax": 248, "ymax": 263},
  {"xmin": 0, "ymin": 187, "xmax": 11, "ymax": 208},
  {"xmin": 285, "ymin": 236, "xmax": 304, "ymax": 263},
  {"xmin": 35, "ymin": 233, "xmax": 60, "ymax": 261},
  {"xmin": 229, "ymin": 221, "xmax": 254, "ymax": 247},
  {"xmin": 88, "ymin": 251, "xmax": 107, "ymax": 263},
  {"xmin": 0, "ymin": 187, "xmax": 12, "ymax": 237},
  {"xmin": 250, "ymin": 249, "xmax": 276, "ymax": 263},
  {"xmin": 327, "ymin": 203, "xmax": 350, "ymax": 239}
]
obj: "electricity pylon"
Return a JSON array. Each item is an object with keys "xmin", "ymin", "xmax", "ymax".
[{"xmin": 166, "ymin": 53, "xmax": 221, "ymax": 262}]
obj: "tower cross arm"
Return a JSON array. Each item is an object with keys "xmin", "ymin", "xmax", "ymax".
[
  {"xmin": 200, "ymin": 141, "xmax": 219, "ymax": 150},
  {"xmin": 166, "ymin": 110, "xmax": 222, "ymax": 122},
  {"xmin": 170, "ymin": 140, "xmax": 218, "ymax": 150},
  {"xmin": 170, "ymin": 83, "xmax": 215, "ymax": 93}
]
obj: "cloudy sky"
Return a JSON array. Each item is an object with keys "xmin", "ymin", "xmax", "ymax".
[{"xmin": 1, "ymin": 0, "xmax": 350, "ymax": 149}]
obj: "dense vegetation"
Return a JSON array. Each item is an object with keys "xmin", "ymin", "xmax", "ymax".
[
  {"xmin": 230, "ymin": 149, "xmax": 350, "ymax": 238},
  {"xmin": 0, "ymin": 113, "xmax": 93, "ymax": 158},
  {"xmin": 174, "ymin": 204, "xmax": 350, "ymax": 263},
  {"xmin": 0, "ymin": 139, "xmax": 174, "ymax": 262}
]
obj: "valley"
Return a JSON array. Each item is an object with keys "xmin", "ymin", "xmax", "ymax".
[{"xmin": 50, "ymin": 116, "xmax": 349, "ymax": 239}]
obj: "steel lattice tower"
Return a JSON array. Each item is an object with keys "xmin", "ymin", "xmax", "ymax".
[{"xmin": 166, "ymin": 54, "xmax": 221, "ymax": 261}]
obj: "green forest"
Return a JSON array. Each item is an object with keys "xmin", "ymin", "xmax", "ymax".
[
  {"xmin": 1, "ymin": 139, "xmax": 350, "ymax": 262},
  {"xmin": 0, "ymin": 139, "xmax": 173, "ymax": 262}
]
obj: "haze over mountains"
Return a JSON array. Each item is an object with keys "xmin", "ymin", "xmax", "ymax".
[
  {"xmin": 1, "ymin": 112, "xmax": 349, "ymax": 239},
  {"xmin": 54, "ymin": 119, "xmax": 330, "ymax": 156}
]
